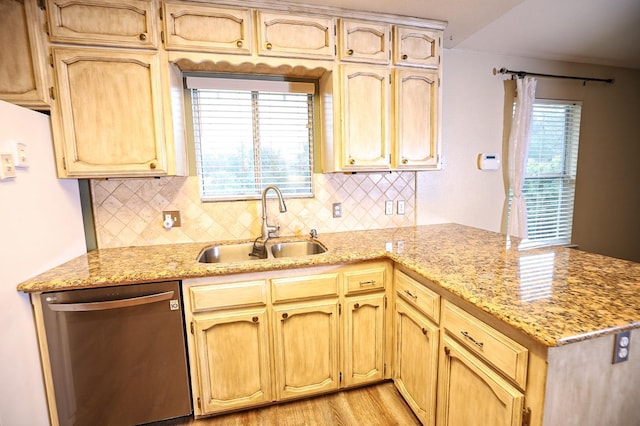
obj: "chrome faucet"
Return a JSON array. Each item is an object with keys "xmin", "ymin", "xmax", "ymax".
[{"xmin": 259, "ymin": 185, "xmax": 287, "ymax": 243}]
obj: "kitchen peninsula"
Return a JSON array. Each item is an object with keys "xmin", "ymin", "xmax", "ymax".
[{"xmin": 18, "ymin": 224, "xmax": 640, "ymax": 426}]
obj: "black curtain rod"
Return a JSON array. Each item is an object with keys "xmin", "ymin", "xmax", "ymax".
[{"xmin": 493, "ymin": 67, "xmax": 614, "ymax": 84}]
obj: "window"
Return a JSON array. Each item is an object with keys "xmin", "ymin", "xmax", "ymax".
[
  {"xmin": 521, "ymin": 100, "xmax": 582, "ymax": 245},
  {"xmin": 187, "ymin": 76, "xmax": 315, "ymax": 201}
]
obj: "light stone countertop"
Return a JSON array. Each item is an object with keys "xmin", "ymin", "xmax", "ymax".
[{"xmin": 17, "ymin": 224, "xmax": 640, "ymax": 347}]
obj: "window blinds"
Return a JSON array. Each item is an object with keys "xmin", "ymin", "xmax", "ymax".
[
  {"xmin": 189, "ymin": 79, "xmax": 314, "ymax": 201},
  {"xmin": 523, "ymin": 100, "xmax": 582, "ymax": 244}
]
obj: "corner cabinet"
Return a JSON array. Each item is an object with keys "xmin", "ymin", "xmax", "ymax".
[
  {"xmin": 0, "ymin": 0, "xmax": 50, "ymax": 108},
  {"xmin": 50, "ymin": 47, "xmax": 170, "ymax": 177}
]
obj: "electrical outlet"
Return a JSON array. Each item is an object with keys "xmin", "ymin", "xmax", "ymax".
[
  {"xmin": 385, "ymin": 200, "xmax": 393, "ymax": 215},
  {"xmin": 613, "ymin": 330, "xmax": 631, "ymax": 364},
  {"xmin": 0, "ymin": 153, "xmax": 16, "ymax": 180},
  {"xmin": 397, "ymin": 200, "xmax": 405, "ymax": 215},
  {"xmin": 333, "ymin": 203, "xmax": 342, "ymax": 218},
  {"xmin": 162, "ymin": 210, "xmax": 182, "ymax": 227}
]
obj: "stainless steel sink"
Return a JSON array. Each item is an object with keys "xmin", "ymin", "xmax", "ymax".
[
  {"xmin": 270, "ymin": 241, "xmax": 327, "ymax": 258},
  {"xmin": 197, "ymin": 243, "xmax": 264, "ymax": 263}
]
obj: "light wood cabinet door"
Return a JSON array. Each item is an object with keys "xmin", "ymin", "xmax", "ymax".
[
  {"xmin": 343, "ymin": 293, "xmax": 386, "ymax": 387},
  {"xmin": 257, "ymin": 11, "xmax": 335, "ymax": 59},
  {"xmin": 192, "ymin": 308, "xmax": 272, "ymax": 415},
  {"xmin": 162, "ymin": 2, "xmax": 252, "ymax": 54},
  {"xmin": 341, "ymin": 64, "xmax": 390, "ymax": 170},
  {"xmin": 394, "ymin": 298, "xmax": 439, "ymax": 426},
  {"xmin": 393, "ymin": 26, "xmax": 441, "ymax": 68},
  {"xmin": 51, "ymin": 47, "xmax": 168, "ymax": 177},
  {"xmin": 273, "ymin": 300, "xmax": 340, "ymax": 400},
  {"xmin": 0, "ymin": 0, "xmax": 49, "ymax": 107},
  {"xmin": 338, "ymin": 19, "xmax": 390, "ymax": 64},
  {"xmin": 393, "ymin": 69, "xmax": 440, "ymax": 169},
  {"xmin": 45, "ymin": 0, "xmax": 158, "ymax": 48},
  {"xmin": 437, "ymin": 335, "xmax": 525, "ymax": 426}
]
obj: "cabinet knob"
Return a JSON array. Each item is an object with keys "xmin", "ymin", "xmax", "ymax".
[
  {"xmin": 236, "ymin": 40, "xmax": 243, "ymax": 48},
  {"xmin": 402, "ymin": 158, "xmax": 408, "ymax": 164},
  {"xmin": 401, "ymin": 54, "xmax": 408, "ymax": 60},
  {"xmin": 354, "ymin": 303, "xmax": 360, "ymax": 309},
  {"xmin": 149, "ymin": 162, "xmax": 156, "ymax": 169},
  {"xmin": 139, "ymin": 33, "xmax": 147, "ymax": 41},
  {"xmin": 282, "ymin": 313, "xmax": 288, "ymax": 319},
  {"xmin": 422, "ymin": 327, "xmax": 428, "ymax": 336},
  {"xmin": 349, "ymin": 158, "xmax": 356, "ymax": 165},
  {"xmin": 252, "ymin": 316, "xmax": 259, "ymax": 323},
  {"xmin": 347, "ymin": 49, "xmax": 354, "ymax": 56},
  {"xmin": 266, "ymin": 42, "xmax": 273, "ymax": 50},
  {"xmin": 444, "ymin": 346, "xmax": 451, "ymax": 356}
]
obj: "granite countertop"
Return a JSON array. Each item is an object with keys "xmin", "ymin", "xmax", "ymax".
[{"xmin": 17, "ymin": 224, "xmax": 640, "ymax": 347}]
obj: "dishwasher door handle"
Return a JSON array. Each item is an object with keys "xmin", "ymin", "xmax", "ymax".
[{"xmin": 47, "ymin": 290, "xmax": 175, "ymax": 312}]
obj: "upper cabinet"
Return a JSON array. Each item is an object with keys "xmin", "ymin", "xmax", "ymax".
[
  {"xmin": 393, "ymin": 26, "xmax": 441, "ymax": 68},
  {"xmin": 45, "ymin": 0, "xmax": 159, "ymax": 48},
  {"xmin": 0, "ymin": 0, "xmax": 50, "ymax": 108},
  {"xmin": 162, "ymin": 2, "xmax": 252, "ymax": 54},
  {"xmin": 257, "ymin": 11, "xmax": 335, "ymax": 59},
  {"xmin": 50, "ymin": 47, "xmax": 169, "ymax": 177},
  {"xmin": 338, "ymin": 19, "xmax": 390, "ymax": 64}
]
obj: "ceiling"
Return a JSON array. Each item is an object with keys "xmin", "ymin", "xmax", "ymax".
[{"xmin": 283, "ymin": 0, "xmax": 640, "ymax": 70}]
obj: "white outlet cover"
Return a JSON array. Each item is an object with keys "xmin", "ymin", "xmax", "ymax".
[{"xmin": 0, "ymin": 153, "xmax": 17, "ymax": 179}]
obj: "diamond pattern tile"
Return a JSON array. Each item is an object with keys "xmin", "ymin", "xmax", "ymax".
[{"xmin": 91, "ymin": 172, "xmax": 417, "ymax": 248}]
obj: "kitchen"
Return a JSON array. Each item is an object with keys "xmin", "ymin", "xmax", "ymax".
[{"xmin": 2, "ymin": 0, "xmax": 640, "ymax": 425}]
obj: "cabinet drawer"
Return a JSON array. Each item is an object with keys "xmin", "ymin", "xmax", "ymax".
[
  {"xmin": 190, "ymin": 280, "xmax": 267, "ymax": 313},
  {"xmin": 443, "ymin": 301, "xmax": 528, "ymax": 388},
  {"xmin": 344, "ymin": 264, "xmax": 386, "ymax": 294},
  {"xmin": 395, "ymin": 270, "xmax": 440, "ymax": 324},
  {"xmin": 271, "ymin": 273, "xmax": 339, "ymax": 303}
]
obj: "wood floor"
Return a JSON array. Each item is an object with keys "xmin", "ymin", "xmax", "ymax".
[{"xmin": 153, "ymin": 382, "xmax": 421, "ymax": 426}]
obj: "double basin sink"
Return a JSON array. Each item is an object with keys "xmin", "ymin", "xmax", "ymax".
[{"xmin": 197, "ymin": 240, "xmax": 327, "ymax": 264}]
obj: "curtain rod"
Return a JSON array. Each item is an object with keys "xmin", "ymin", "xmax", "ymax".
[{"xmin": 493, "ymin": 67, "xmax": 614, "ymax": 84}]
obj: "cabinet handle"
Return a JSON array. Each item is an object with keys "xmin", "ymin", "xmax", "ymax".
[
  {"xmin": 354, "ymin": 303, "xmax": 360, "ymax": 309},
  {"xmin": 266, "ymin": 42, "xmax": 273, "ymax": 50},
  {"xmin": 401, "ymin": 54, "xmax": 408, "ymax": 60},
  {"xmin": 252, "ymin": 316, "xmax": 259, "ymax": 323},
  {"xmin": 347, "ymin": 48, "xmax": 354, "ymax": 55},
  {"xmin": 236, "ymin": 40, "xmax": 243, "ymax": 48},
  {"xmin": 139, "ymin": 33, "xmax": 147, "ymax": 41},
  {"xmin": 359, "ymin": 280, "xmax": 376, "ymax": 286},
  {"xmin": 461, "ymin": 331, "xmax": 484, "ymax": 349},
  {"xmin": 404, "ymin": 289, "xmax": 417, "ymax": 300},
  {"xmin": 149, "ymin": 162, "xmax": 156, "ymax": 169},
  {"xmin": 282, "ymin": 313, "xmax": 288, "ymax": 319}
]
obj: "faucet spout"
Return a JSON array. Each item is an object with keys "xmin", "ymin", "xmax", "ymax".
[{"xmin": 259, "ymin": 186, "xmax": 287, "ymax": 243}]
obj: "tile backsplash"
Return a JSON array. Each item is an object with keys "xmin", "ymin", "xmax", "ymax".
[{"xmin": 91, "ymin": 172, "xmax": 416, "ymax": 248}]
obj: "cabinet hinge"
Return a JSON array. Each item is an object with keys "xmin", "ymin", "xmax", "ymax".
[
  {"xmin": 161, "ymin": 30, "xmax": 165, "ymax": 44},
  {"xmin": 197, "ymin": 397, "xmax": 201, "ymax": 409},
  {"xmin": 338, "ymin": 303, "xmax": 342, "ymax": 315},
  {"xmin": 44, "ymin": 20, "xmax": 49, "ymax": 36},
  {"xmin": 159, "ymin": 6, "xmax": 163, "ymax": 20},
  {"xmin": 383, "ymin": 363, "xmax": 387, "ymax": 375},
  {"xmin": 339, "ymin": 372, "xmax": 342, "ymax": 383},
  {"xmin": 37, "ymin": 0, "xmax": 45, "ymax": 10},
  {"xmin": 190, "ymin": 321, "xmax": 194, "ymax": 334},
  {"xmin": 522, "ymin": 407, "xmax": 532, "ymax": 426},
  {"xmin": 384, "ymin": 295, "xmax": 387, "ymax": 309},
  {"xmin": 62, "ymin": 156, "xmax": 66, "ymax": 170},
  {"xmin": 49, "ymin": 86, "xmax": 55, "ymax": 100},
  {"xmin": 48, "ymin": 54, "xmax": 54, "ymax": 67}
]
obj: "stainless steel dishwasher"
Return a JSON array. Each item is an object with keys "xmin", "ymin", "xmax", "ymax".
[{"xmin": 40, "ymin": 281, "xmax": 192, "ymax": 426}]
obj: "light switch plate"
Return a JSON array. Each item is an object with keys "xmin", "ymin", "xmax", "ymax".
[
  {"xmin": 0, "ymin": 153, "xmax": 16, "ymax": 180},
  {"xmin": 385, "ymin": 200, "xmax": 393, "ymax": 215}
]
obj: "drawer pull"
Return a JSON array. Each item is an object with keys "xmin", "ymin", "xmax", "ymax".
[
  {"xmin": 252, "ymin": 316, "xmax": 259, "ymax": 323},
  {"xmin": 404, "ymin": 289, "xmax": 418, "ymax": 300},
  {"xmin": 359, "ymin": 280, "xmax": 376, "ymax": 286},
  {"xmin": 461, "ymin": 331, "xmax": 484, "ymax": 348}
]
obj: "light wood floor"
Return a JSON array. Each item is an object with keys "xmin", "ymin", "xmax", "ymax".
[{"xmin": 153, "ymin": 382, "xmax": 421, "ymax": 426}]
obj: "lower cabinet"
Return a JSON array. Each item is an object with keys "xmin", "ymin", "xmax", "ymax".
[
  {"xmin": 192, "ymin": 308, "xmax": 272, "ymax": 414},
  {"xmin": 394, "ymin": 297, "xmax": 439, "ymax": 426},
  {"xmin": 273, "ymin": 300, "xmax": 340, "ymax": 400},
  {"xmin": 437, "ymin": 335, "xmax": 525, "ymax": 426}
]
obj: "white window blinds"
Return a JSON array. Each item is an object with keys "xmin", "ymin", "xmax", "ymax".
[
  {"xmin": 522, "ymin": 100, "xmax": 582, "ymax": 245},
  {"xmin": 187, "ymin": 77, "xmax": 315, "ymax": 201}
]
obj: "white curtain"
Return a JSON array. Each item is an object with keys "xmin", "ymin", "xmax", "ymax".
[{"xmin": 508, "ymin": 76, "xmax": 537, "ymax": 239}]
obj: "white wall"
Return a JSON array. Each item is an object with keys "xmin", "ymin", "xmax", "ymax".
[{"xmin": 417, "ymin": 48, "xmax": 640, "ymax": 262}]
